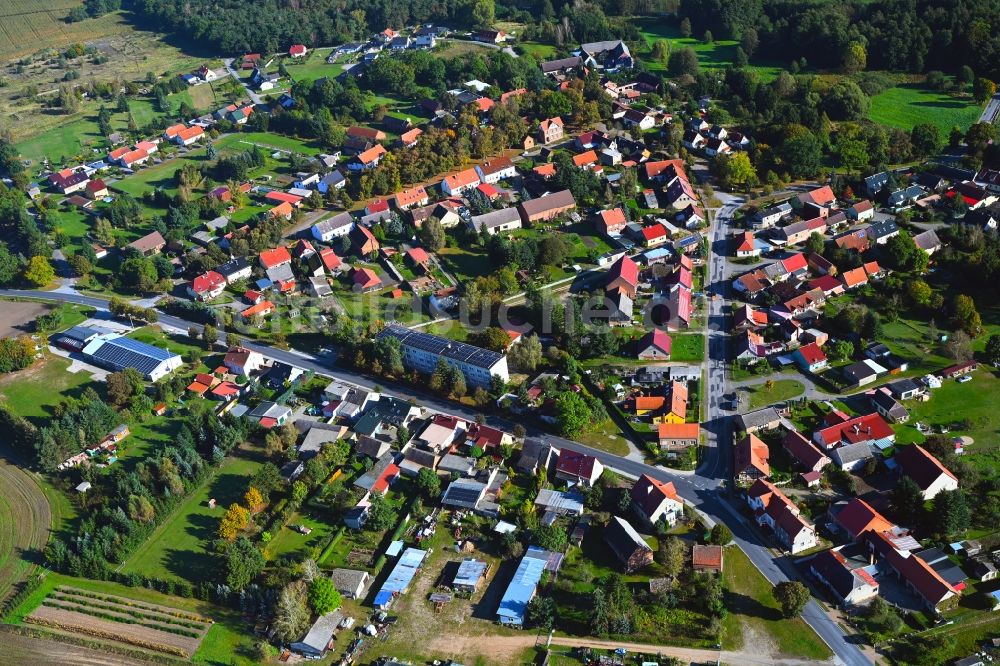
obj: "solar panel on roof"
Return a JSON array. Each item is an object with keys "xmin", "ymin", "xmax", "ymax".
[{"xmin": 444, "ymin": 484, "xmax": 484, "ymax": 505}]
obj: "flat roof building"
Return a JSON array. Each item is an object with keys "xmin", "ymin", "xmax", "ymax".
[
  {"xmin": 496, "ymin": 546, "xmax": 549, "ymax": 625},
  {"xmin": 376, "ymin": 324, "xmax": 508, "ymax": 388},
  {"xmin": 81, "ymin": 333, "xmax": 182, "ymax": 381}
]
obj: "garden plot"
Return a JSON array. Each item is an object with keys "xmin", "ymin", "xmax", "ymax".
[{"xmin": 26, "ymin": 585, "xmax": 212, "ymax": 657}]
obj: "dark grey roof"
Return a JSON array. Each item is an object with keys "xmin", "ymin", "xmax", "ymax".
[
  {"xmin": 87, "ymin": 336, "xmax": 178, "ymax": 376},
  {"xmin": 216, "ymin": 257, "xmax": 250, "ymax": 278},
  {"xmin": 61, "ymin": 325, "xmax": 101, "ymax": 343},
  {"xmin": 376, "ymin": 325, "xmax": 504, "ymax": 370}
]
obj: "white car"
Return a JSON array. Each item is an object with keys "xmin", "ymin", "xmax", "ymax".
[{"xmin": 957, "ymin": 375, "xmax": 972, "ymax": 383}]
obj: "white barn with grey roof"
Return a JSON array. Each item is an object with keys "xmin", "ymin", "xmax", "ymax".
[{"xmin": 82, "ymin": 333, "xmax": 182, "ymax": 381}]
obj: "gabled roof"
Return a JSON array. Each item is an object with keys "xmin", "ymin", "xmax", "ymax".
[
  {"xmin": 607, "ymin": 255, "xmax": 639, "ymax": 288},
  {"xmin": 783, "ymin": 430, "xmax": 829, "ymax": 470},
  {"xmin": 799, "ymin": 185, "xmax": 836, "ymax": 206},
  {"xmin": 835, "ymin": 498, "xmax": 894, "ymax": 539},
  {"xmin": 735, "ymin": 434, "xmax": 770, "ymax": 477},
  {"xmin": 895, "ymin": 444, "xmax": 957, "ymax": 491},
  {"xmin": 356, "ymin": 144, "xmax": 387, "ymax": 164},
  {"xmin": 443, "ymin": 167, "xmax": 480, "ymax": 190},
  {"xmin": 259, "ymin": 246, "xmax": 291, "ymax": 269},
  {"xmin": 555, "ymin": 448, "xmax": 599, "ymax": 480},
  {"xmin": 815, "ymin": 413, "xmax": 894, "ymax": 448},
  {"xmin": 638, "ymin": 328, "xmax": 671, "ymax": 355},
  {"xmin": 190, "ymin": 270, "xmax": 225, "ymax": 294},
  {"xmin": 841, "ymin": 267, "xmax": 868, "ymax": 288},
  {"xmin": 572, "ymin": 150, "xmax": 598, "ymax": 167},
  {"xmin": 539, "ymin": 117, "xmax": 563, "ymax": 132},
  {"xmin": 781, "ymin": 252, "xmax": 808, "ymax": 274},
  {"xmin": 630, "ymin": 474, "xmax": 679, "ymax": 519},
  {"xmin": 796, "ymin": 342, "xmax": 827, "ymax": 365},
  {"xmin": 658, "ymin": 422, "xmax": 700, "ymax": 440}
]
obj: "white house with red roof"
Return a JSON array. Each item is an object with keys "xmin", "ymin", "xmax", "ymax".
[
  {"xmin": 441, "ymin": 167, "xmax": 481, "ymax": 196},
  {"xmin": 187, "ymin": 270, "xmax": 226, "ymax": 301},
  {"xmin": 735, "ymin": 231, "xmax": 758, "ymax": 258},
  {"xmin": 793, "ymin": 342, "xmax": 828, "ymax": 373},
  {"xmin": 289, "ymin": 44, "xmax": 308, "ymax": 57},
  {"xmin": 813, "ymin": 412, "xmax": 895, "ymax": 451},
  {"xmin": 630, "ymin": 474, "xmax": 683, "ymax": 527},
  {"xmin": 259, "ymin": 246, "xmax": 292, "ymax": 270},
  {"xmin": 223, "ymin": 346, "xmax": 264, "ymax": 376},
  {"xmin": 555, "ymin": 449, "xmax": 604, "ymax": 487},
  {"xmin": 596, "ymin": 207, "xmax": 628, "ymax": 235}
]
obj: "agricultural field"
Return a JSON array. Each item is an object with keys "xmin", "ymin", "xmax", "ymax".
[
  {"xmin": 870, "ymin": 80, "xmax": 984, "ymax": 134},
  {"xmin": 121, "ymin": 455, "xmax": 263, "ymax": 583},
  {"xmin": 4, "ymin": 572, "xmax": 259, "ymax": 665},
  {"xmin": 0, "ymin": 1, "xmax": 124, "ymax": 59},
  {"xmin": 2, "ymin": 11, "xmax": 217, "ymax": 156},
  {"xmin": 0, "ymin": 451, "xmax": 51, "ymax": 604},
  {"xmin": 26, "ymin": 585, "xmax": 212, "ymax": 657}
]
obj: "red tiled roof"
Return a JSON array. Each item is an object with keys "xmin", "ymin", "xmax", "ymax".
[
  {"xmin": 797, "ymin": 342, "xmax": 827, "ymax": 365},
  {"xmin": 289, "ymin": 44, "xmax": 307, "ymax": 56},
  {"xmin": 736, "ymin": 232, "xmax": 755, "ymax": 252},
  {"xmin": 394, "ymin": 186, "xmax": 427, "ymax": 207},
  {"xmin": 533, "ymin": 163, "xmax": 556, "ymax": 178},
  {"xmin": 815, "ymin": 413, "xmax": 894, "ymax": 448},
  {"xmin": 640, "ymin": 328, "xmax": 672, "ymax": 355},
  {"xmin": 641, "ymin": 224, "xmax": 667, "ymax": 241},
  {"xmin": 191, "ymin": 270, "xmax": 225, "ymax": 294},
  {"xmin": 319, "ymin": 248, "xmax": 341, "ymax": 271},
  {"xmin": 265, "ymin": 191, "xmax": 304, "ymax": 205},
  {"xmin": 736, "ymin": 434, "xmax": 770, "ymax": 477},
  {"xmin": 631, "ymin": 474, "xmax": 679, "ymax": 518},
  {"xmin": 352, "ymin": 267, "xmax": 381, "ymax": 289},
  {"xmin": 783, "ymin": 430, "xmax": 829, "ymax": 470},
  {"xmin": 692, "ymin": 544, "xmax": 723, "ymax": 570},
  {"xmin": 555, "ymin": 448, "xmax": 598, "ymax": 480},
  {"xmin": 643, "ymin": 159, "xmax": 686, "ymax": 180},
  {"xmin": 835, "ymin": 498, "xmax": 894, "ymax": 539},
  {"xmin": 259, "ymin": 246, "xmax": 291, "ymax": 268},
  {"xmin": 607, "ymin": 255, "xmax": 639, "ymax": 288},
  {"xmin": 572, "ymin": 150, "xmax": 598, "ymax": 167},
  {"xmin": 357, "ymin": 144, "xmax": 387, "ymax": 164},
  {"xmin": 781, "ymin": 252, "xmax": 808, "ymax": 274},
  {"xmin": 373, "ymin": 463, "xmax": 400, "ymax": 493},
  {"xmin": 240, "ymin": 300, "xmax": 274, "ymax": 318},
  {"xmin": 599, "ymin": 207, "xmax": 627, "ymax": 229},
  {"xmin": 407, "ymin": 247, "xmax": 430, "ymax": 264}
]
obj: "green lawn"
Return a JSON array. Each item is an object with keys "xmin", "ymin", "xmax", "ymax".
[
  {"xmin": 745, "ymin": 379, "xmax": 806, "ymax": 410},
  {"xmin": 893, "ymin": 370, "xmax": 1000, "ymax": 466},
  {"xmin": 215, "ymin": 131, "xmax": 323, "ymax": 156},
  {"xmin": 870, "ymin": 82, "xmax": 983, "ymax": 134},
  {"xmin": 284, "ymin": 49, "xmax": 344, "ymax": 84},
  {"xmin": 0, "ymin": 355, "xmax": 99, "ymax": 426},
  {"xmin": 15, "ymin": 116, "xmax": 105, "ymax": 164},
  {"xmin": 128, "ymin": 326, "xmax": 207, "ymax": 360},
  {"xmin": 49, "ymin": 208, "xmax": 94, "ymax": 255},
  {"xmin": 438, "ymin": 244, "xmax": 494, "ymax": 280},
  {"xmin": 263, "ymin": 508, "xmax": 337, "ymax": 561},
  {"xmin": 722, "ymin": 546, "xmax": 832, "ymax": 659},
  {"xmin": 518, "ymin": 41, "xmax": 557, "ymax": 59},
  {"xmin": 111, "ymin": 146, "xmax": 212, "ymax": 200},
  {"xmin": 121, "ymin": 455, "xmax": 263, "ymax": 582},
  {"xmin": 635, "ymin": 17, "xmax": 783, "ymax": 81},
  {"xmin": 575, "ymin": 419, "xmax": 631, "ymax": 456},
  {"xmin": 2, "ymin": 571, "xmax": 259, "ymax": 666},
  {"xmin": 671, "ymin": 333, "xmax": 705, "ymax": 363}
]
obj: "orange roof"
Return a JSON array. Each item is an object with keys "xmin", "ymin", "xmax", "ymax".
[
  {"xmin": 269, "ymin": 201, "xmax": 294, "ymax": 218},
  {"xmin": 399, "ymin": 127, "xmax": 423, "ymax": 144},
  {"xmin": 658, "ymin": 422, "xmax": 700, "ymax": 439},
  {"xmin": 599, "ymin": 207, "xmax": 627, "ymax": 228},
  {"xmin": 394, "ymin": 186, "xmax": 428, "ymax": 207},
  {"xmin": 841, "ymin": 266, "xmax": 868, "ymax": 288},
  {"xmin": 444, "ymin": 167, "xmax": 480, "ymax": 190},
  {"xmin": 533, "ymin": 163, "xmax": 556, "ymax": 178},
  {"xmin": 186, "ymin": 381, "xmax": 211, "ymax": 394},
  {"xmin": 108, "ymin": 146, "xmax": 130, "ymax": 160},
  {"xmin": 634, "ymin": 396, "xmax": 666, "ymax": 411},
  {"xmin": 835, "ymin": 498, "xmax": 894, "ymax": 538},
  {"xmin": 863, "ymin": 260, "xmax": 882, "ymax": 276},
  {"xmin": 164, "ymin": 123, "xmax": 186, "ymax": 138},
  {"xmin": 572, "ymin": 150, "xmax": 598, "ymax": 167},
  {"xmin": 177, "ymin": 125, "xmax": 204, "ymax": 141},
  {"xmin": 357, "ymin": 144, "xmax": 387, "ymax": 164},
  {"xmin": 474, "ymin": 97, "xmax": 495, "ymax": 112},
  {"xmin": 240, "ymin": 300, "xmax": 274, "ymax": 318},
  {"xmin": 692, "ymin": 544, "xmax": 724, "ymax": 569},
  {"xmin": 265, "ymin": 191, "xmax": 304, "ymax": 205},
  {"xmin": 259, "ymin": 246, "xmax": 291, "ymax": 268},
  {"xmin": 736, "ymin": 433, "xmax": 770, "ymax": 476},
  {"xmin": 121, "ymin": 148, "xmax": 148, "ymax": 165},
  {"xmin": 540, "ymin": 117, "xmax": 563, "ymax": 131}
]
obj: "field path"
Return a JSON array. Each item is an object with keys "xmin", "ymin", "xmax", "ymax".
[{"xmin": 0, "ymin": 452, "xmax": 52, "ymax": 602}]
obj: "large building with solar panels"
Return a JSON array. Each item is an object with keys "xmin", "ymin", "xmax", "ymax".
[
  {"xmin": 82, "ymin": 333, "xmax": 183, "ymax": 381},
  {"xmin": 375, "ymin": 325, "xmax": 508, "ymax": 388}
]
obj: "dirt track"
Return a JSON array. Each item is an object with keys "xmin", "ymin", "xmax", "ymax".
[{"xmin": 0, "ymin": 452, "xmax": 51, "ymax": 601}]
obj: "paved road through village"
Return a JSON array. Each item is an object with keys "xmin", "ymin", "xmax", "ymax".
[{"xmin": 0, "ymin": 227, "xmax": 872, "ymax": 665}]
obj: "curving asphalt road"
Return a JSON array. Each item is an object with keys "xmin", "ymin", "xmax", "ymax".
[{"xmin": 0, "ymin": 280, "xmax": 872, "ymax": 665}]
